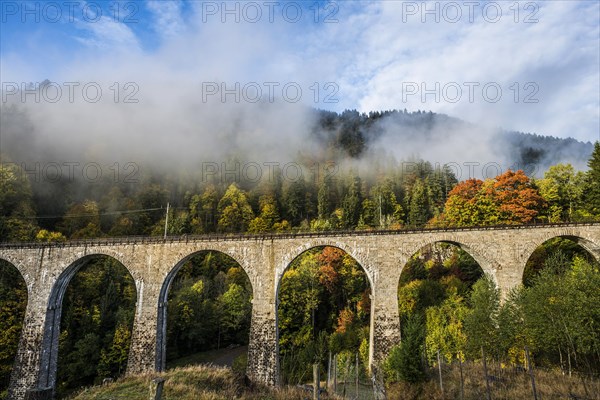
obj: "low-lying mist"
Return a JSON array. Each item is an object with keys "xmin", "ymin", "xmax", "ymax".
[{"xmin": 0, "ymin": 89, "xmax": 594, "ymax": 187}]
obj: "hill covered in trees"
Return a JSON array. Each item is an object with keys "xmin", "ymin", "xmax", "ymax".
[{"xmin": 311, "ymin": 109, "xmax": 594, "ymax": 171}]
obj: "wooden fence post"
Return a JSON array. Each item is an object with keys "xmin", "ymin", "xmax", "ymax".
[
  {"xmin": 327, "ymin": 351, "xmax": 332, "ymax": 390},
  {"xmin": 482, "ymin": 347, "xmax": 491, "ymax": 400},
  {"xmin": 525, "ymin": 346, "xmax": 538, "ymax": 400},
  {"xmin": 333, "ymin": 353, "xmax": 337, "ymax": 393},
  {"xmin": 355, "ymin": 352, "xmax": 359, "ymax": 397},
  {"xmin": 437, "ymin": 349, "xmax": 444, "ymax": 397},
  {"xmin": 458, "ymin": 355, "xmax": 464, "ymax": 400},
  {"xmin": 342, "ymin": 355, "xmax": 350, "ymax": 397},
  {"xmin": 313, "ymin": 363, "xmax": 320, "ymax": 400},
  {"xmin": 149, "ymin": 377, "xmax": 165, "ymax": 400}
]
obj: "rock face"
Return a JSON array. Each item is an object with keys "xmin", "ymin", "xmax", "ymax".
[{"xmin": 2, "ymin": 224, "xmax": 599, "ymax": 399}]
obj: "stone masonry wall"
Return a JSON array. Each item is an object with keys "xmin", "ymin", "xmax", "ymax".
[{"xmin": 0, "ymin": 224, "xmax": 597, "ymax": 399}]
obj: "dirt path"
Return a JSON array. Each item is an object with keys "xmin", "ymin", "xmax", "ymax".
[
  {"xmin": 209, "ymin": 345, "xmax": 248, "ymax": 367},
  {"xmin": 167, "ymin": 345, "xmax": 248, "ymax": 369}
]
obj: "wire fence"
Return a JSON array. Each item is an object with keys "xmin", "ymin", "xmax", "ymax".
[
  {"xmin": 426, "ymin": 351, "xmax": 600, "ymax": 400},
  {"xmin": 299, "ymin": 351, "xmax": 379, "ymax": 400},
  {"xmin": 300, "ymin": 348, "xmax": 599, "ymax": 400}
]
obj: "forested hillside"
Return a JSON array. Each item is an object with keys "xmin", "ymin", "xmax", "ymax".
[{"xmin": 311, "ymin": 109, "xmax": 594, "ymax": 171}]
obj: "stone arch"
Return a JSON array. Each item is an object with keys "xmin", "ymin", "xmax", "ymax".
[
  {"xmin": 0, "ymin": 257, "xmax": 29, "ymax": 393},
  {"xmin": 275, "ymin": 243, "xmax": 374, "ymax": 382},
  {"xmin": 276, "ymin": 240, "xmax": 375, "ymax": 294},
  {"xmin": 522, "ymin": 234, "xmax": 600, "ymax": 284},
  {"xmin": 155, "ymin": 249, "xmax": 251, "ymax": 371},
  {"xmin": 0, "ymin": 254, "xmax": 29, "ymax": 297},
  {"xmin": 397, "ymin": 239, "xmax": 491, "ymax": 309},
  {"xmin": 0, "ymin": 252, "xmax": 31, "ymax": 291},
  {"xmin": 527, "ymin": 234, "xmax": 600, "ymax": 263},
  {"xmin": 57, "ymin": 248, "xmax": 139, "ymax": 281},
  {"xmin": 37, "ymin": 253, "xmax": 137, "ymax": 392},
  {"xmin": 402, "ymin": 238, "xmax": 498, "ymax": 282}
]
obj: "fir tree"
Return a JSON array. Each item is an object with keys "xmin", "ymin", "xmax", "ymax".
[
  {"xmin": 408, "ymin": 178, "xmax": 431, "ymax": 227},
  {"xmin": 283, "ymin": 179, "xmax": 306, "ymax": 225},
  {"xmin": 317, "ymin": 175, "xmax": 334, "ymax": 220},
  {"xmin": 341, "ymin": 175, "xmax": 362, "ymax": 229},
  {"xmin": 585, "ymin": 142, "xmax": 600, "ymax": 216}
]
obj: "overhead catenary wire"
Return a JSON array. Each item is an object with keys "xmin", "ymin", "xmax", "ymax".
[{"xmin": 0, "ymin": 206, "xmax": 186, "ymax": 220}]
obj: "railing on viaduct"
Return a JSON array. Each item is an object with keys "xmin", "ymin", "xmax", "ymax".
[{"xmin": 2, "ymin": 220, "xmax": 598, "ymax": 248}]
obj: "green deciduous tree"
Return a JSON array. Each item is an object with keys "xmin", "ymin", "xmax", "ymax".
[
  {"xmin": 201, "ymin": 184, "xmax": 219, "ymax": 232},
  {"xmin": 538, "ymin": 164, "xmax": 585, "ymax": 222},
  {"xmin": 248, "ymin": 194, "xmax": 281, "ymax": 233},
  {"xmin": 0, "ymin": 163, "xmax": 38, "ymax": 241},
  {"xmin": 278, "ymin": 254, "xmax": 322, "ymax": 351},
  {"xmin": 219, "ymin": 283, "xmax": 252, "ymax": 343},
  {"xmin": 98, "ymin": 323, "xmax": 132, "ymax": 379},
  {"xmin": 59, "ymin": 200, "xmax": 103, "ymax": 239},
  {"xmin": 278, "ymin": 247, "xmax": 370, "ymax": 383},
  {"xmin": 56, "ymin": 258, "xmax": 136, "ymax": 396},
  {"xmin": 217, "ymin": 184, "xmax": 254, "ymax": 232},
  {"xmin": 35, "ymin": 229, "xmax": 66, "ymax": 242},
  {"xmin": 0, "ymin": 261, "xmax": 27, "ymax": 394},
  {"xmin": 520, "ymin": 256, "xmax": 600, "ymax": 371},
  {"xmin": 398, "ymin": 279, "xmax": 445, "ymax": 321},
  {"xmin": 167, "ymin": 279, "xmax": 217, "ymax": 357},
  {"xmin": 496, "ymin": 286, "xmax": 528, "ymax": 364},
  {"xmin": 425, "ymin": 293, "xmax": 468, "ymax": 363}
]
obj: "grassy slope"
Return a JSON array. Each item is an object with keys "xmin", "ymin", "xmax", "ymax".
[
  {"xmin": 387, "ymin": 362, "xmax": 600, "ymax": 400},
  {"xmin": 66, "ymin": 357, "xmax": 600, "ymax": 399},
  {"xmin": 66, "ymin": 365, "xmax": 324, "ymax": 400}
]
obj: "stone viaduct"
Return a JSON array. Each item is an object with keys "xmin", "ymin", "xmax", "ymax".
[{"xmin": 1, "ymin": 223, "xmax": 599, "ymax": 399}]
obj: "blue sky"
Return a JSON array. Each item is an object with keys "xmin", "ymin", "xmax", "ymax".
[{"xmin": 1, "ymin": 0, "xmax": 599, "ymax": 144}]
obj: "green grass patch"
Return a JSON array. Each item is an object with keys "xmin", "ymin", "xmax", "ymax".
[{"xmin": 66, "ymin": 364, "xmax": 339, "ymax": 400}]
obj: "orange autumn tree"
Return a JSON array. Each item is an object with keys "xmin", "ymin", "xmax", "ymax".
[
  {"xmin": 491, "ymin": 170, "xmax": 546, "ymax": 224},
  {"xmin": 318, "ymin": 246, "xmax": 343, "ymax": 293},
  {"xmin": 441, "ymin": 178, "xmax": 486, "ymax": 226},
  {"xmin": 441, "ymin": 170, "xmax": 546, "ymax": 226}
]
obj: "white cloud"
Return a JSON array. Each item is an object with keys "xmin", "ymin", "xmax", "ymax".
[
  {"xmin": 147, "ymin": 0, "xmax": 184, "ymax": 38},
  {"xmin": 2, "ymin": 0, "xmax": 598, "ymax": 173},
  {"xmin": 74, "ymin": 15, "xmax": 141, "ymax": 51},
  {"xmin": 317, "ymin": 1, "xmax": 599, "ymax": 142}
]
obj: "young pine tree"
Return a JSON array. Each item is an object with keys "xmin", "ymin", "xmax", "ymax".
[{"xmin": 585, "ymin": 142, "xmax": 600, "ymax": 216}]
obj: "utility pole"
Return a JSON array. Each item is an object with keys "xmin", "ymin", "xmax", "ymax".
[
  {"xmin": 164, "ymin": 202, "xmax": 170, "ymax": 239},
  {"xmin": 379, "ymin": 194, "xmax": 382, "ymax": 228}
]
